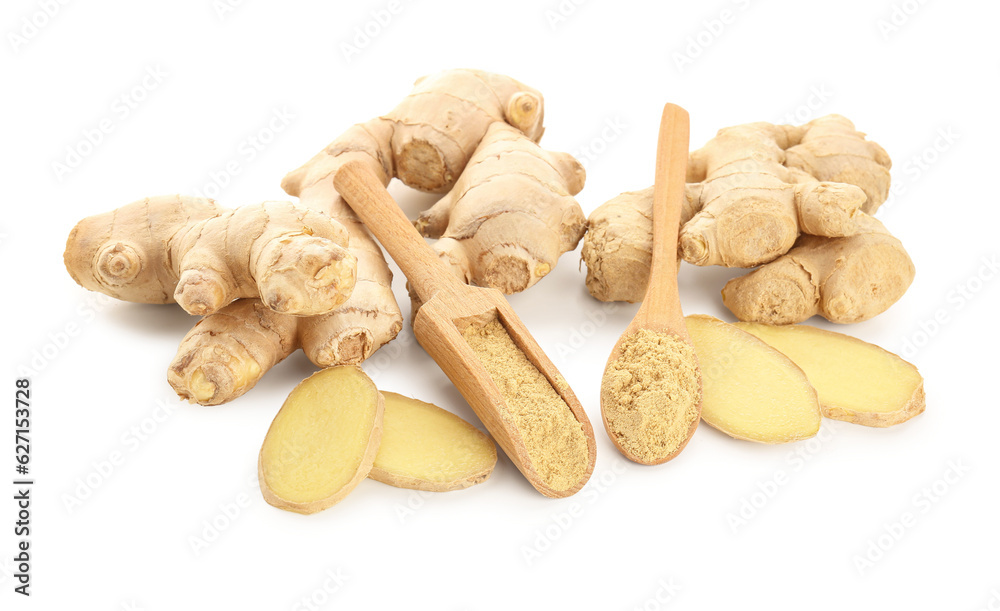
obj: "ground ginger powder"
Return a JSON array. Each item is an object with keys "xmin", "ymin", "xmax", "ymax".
[
  {"xmin": 602, "ymin": 329, "xmax": 701, "ymax": 462},
  {"xmin": 462, "ymin": 319, "xmax": 588, "ymax": 491}
]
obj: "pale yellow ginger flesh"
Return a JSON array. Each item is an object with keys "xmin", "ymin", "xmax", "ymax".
[
  {"xmin": 734, "ymin": 322, "xmax": 925, "ymax": 427},
  {"xmin": 601, "ymin": 329, "xmax": 701, "ymax": 464},
  {"xmin": 258, "ymin": 366, "xmax": 383, "ymax": 514},
  {"xmin": 685, "ymin": 315, "xmax": 821, "ymax": 443},
  {"xmin": 64, "ymin": 195, "xmax": 357, "ymax": 317},
  {"xmin": 462, "ymin": 319, "xmax": 589, "ymax": 492},
  {"xmin": 371, "ymin": 392, "xmax": 497, "ymax": 491}
]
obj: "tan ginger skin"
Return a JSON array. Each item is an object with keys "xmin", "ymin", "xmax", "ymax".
[
  {"xmin": 146, "ymin": 69, "xmax": 550, "ymax": 405},
  {"xmin": 281, "ymin": 69, "xmax": 545, "ymax": 198},
  {"xmin": 723, "ymin": 215, "xmax": 914, "ymax": 324},
  {"xmin": 168, "ymin": 177, "xmax": 403, "ymax": 405},
  {"xmin": 64, "ymin": 196, "xmax": 357, "ymax": 318},
  {"xmin": 172, "ymin": 69, "xmax": 565, "ymax": 405},
  {"xmin": 583, "ymin": 114, "xmax": 914, "ymax": 324},
  {"xmin": 415, "ymin": 122, "xmax": 587, "ymax": 293}
]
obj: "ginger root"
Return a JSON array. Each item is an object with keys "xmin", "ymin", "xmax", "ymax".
[
  {"xmin": 258, "ymin": 366, "xmax": 384, "ymax": 514},
  {"xmin": 371, "ymin": 392, "xmax": 497, "ymax": 491},
  {"xmin": 64, "ymin": 195, "xmax": 357, "ymax": 317},
  {"xmin": 686, "ymin": 315, "xmax": 821, "ymax": 443},
  {"xmin": 160, "ymin": 69, "xmax": 547, "ymax": 404},
  {"xmin": 722, "ymin": 216, "xmax": 914, "ymax": 324},
  {"xmin": 734, "ymin": 322, "xmax": 925, "ymax": 427},
  {"xmin": 681, "ymin": 114, "xmax": 889, "ymax": 268},
  {"xmin": 169, "ymin": 178, "xmax": 403, "ymax": 405},
  {"xmin": 281, "ymin": 69, "xmax": 544, "ymax": 198},
  {"xmin": 69, "ymin": 70, "xmax": 566, "ymax": 406},
  {"xmin": 582, "ymin": 186, "xmax": 679, "ymax": 303},
  {"xmin": 415, "ymin": 122, "xmax": 587, "ymax": 293},
  {"xmin": 582, "ymin": 115, "xmax": 914, "ymax": 324}
]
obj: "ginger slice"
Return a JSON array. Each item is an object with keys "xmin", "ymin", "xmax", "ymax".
[
  {"xmin": 370, "ymin": 392, "xmax": 497, "ymax": 491},
  {"xmin": 685, "ymin": 315, "xmax": 821, "ymax": 443},
  {"xmin": 734, "ymin": 322, "xmax": 925, "ymax": 427},
  {"xmin": 258, "ymin": 366, "xmax": 383, "ymax": 514}
]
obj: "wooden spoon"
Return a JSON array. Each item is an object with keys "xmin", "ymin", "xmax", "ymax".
[
  {"xmin": 600, "ymin": 103, "xmax": 702, "ymax": 465},
  {"xmin": 334, "ymin": 161, "xmax": 597, "ymax": 498}
]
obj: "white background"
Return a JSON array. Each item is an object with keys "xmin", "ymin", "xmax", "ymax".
[{"xmin": 3, "ymin": 1, "xmax": 998, "ymax": 609}]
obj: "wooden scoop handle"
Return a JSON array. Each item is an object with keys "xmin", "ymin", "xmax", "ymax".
[{"xmin": 334, "ymin": 161, "xmax": 463, "ymax": 304}]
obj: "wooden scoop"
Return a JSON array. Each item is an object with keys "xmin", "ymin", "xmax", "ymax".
[
  {"xmin": 334, "ymin": 161, "xmax": 597, "ymax": 498},
  {"xmin": 600, "ymin": 103, "xmax": 702, "ymax": 465}
]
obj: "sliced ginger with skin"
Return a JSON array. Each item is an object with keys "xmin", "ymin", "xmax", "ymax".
[
  {"xmin": 371, "ymin": 392, "xmax": 497, "ymax": 491},
  {"xmin": 259, "ymin": 366, "xmax": 383, "ymax": 514},
  {"xmin": 685, "ymin": 315, "xmax": 821, "ymax": 443},
  {"xmin": 733, "ymin": 322, "xmax": 925, "ymax": 427}
]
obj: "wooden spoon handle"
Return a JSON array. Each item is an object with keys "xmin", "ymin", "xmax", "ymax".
[
  {"xmin": 637, "ymin": 103, "xmax": 690, "ymax": 326},
  {"xmin": 335, "ymin": 161, "xmax": 463, "ymax": 304}
]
